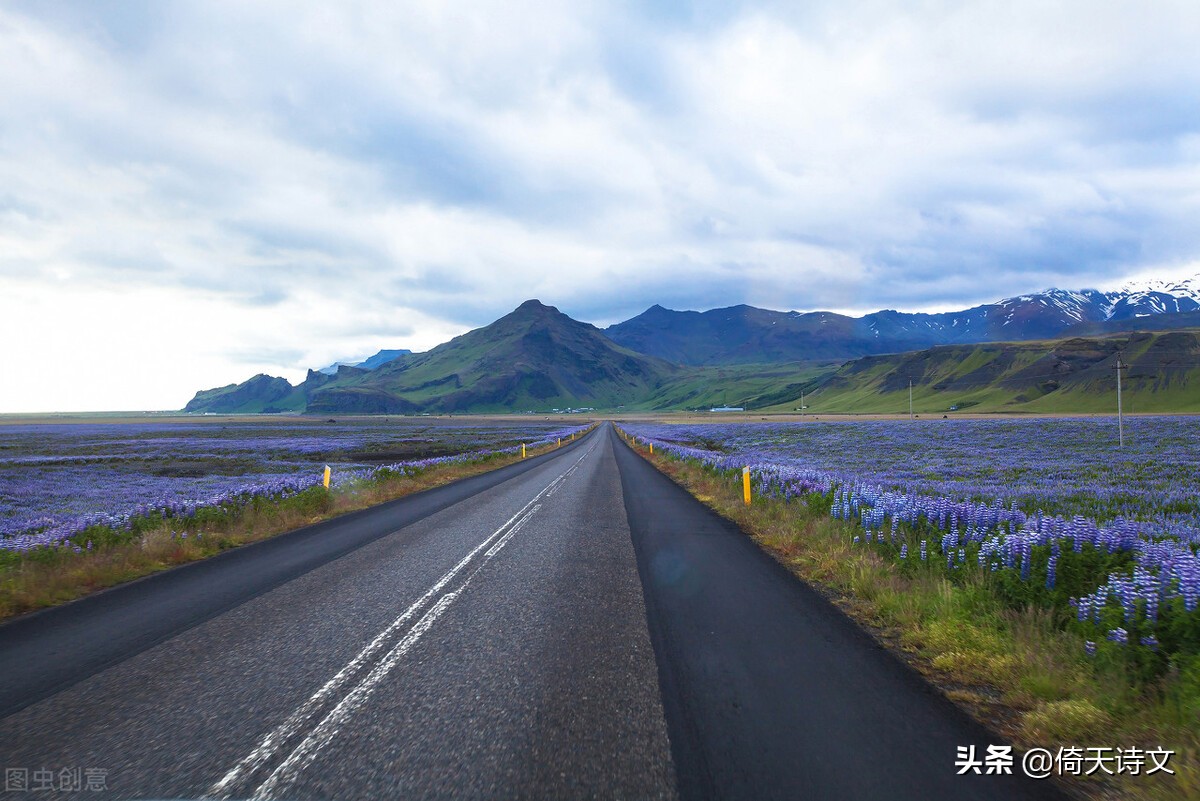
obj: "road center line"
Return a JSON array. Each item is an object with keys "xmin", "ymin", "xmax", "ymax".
[
  {"xmin": 251, "ymin": 502, "xmax": 541, "ymax": 799},
  {"xmin": 207, "ymin": 440, "xmax": 594, "ymax": 800}
]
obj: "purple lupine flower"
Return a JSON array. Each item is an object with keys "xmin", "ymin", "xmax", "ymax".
[{"xmin": 2, "ymin": 419, "xmax": 591, "ymax": 554}]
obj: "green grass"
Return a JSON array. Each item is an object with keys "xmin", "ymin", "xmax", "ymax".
[
  {"xmin": 788, "ymin": 367, "xmax": 1200, "ymax": 416},
  {"xmin": 635, "ymin": 362, "xmax": 837, "ymax": 411},
  {"xmin": 1022, "ymin": 379, "xmax": 1200, "ymax": 414},
  {"xmin": 760, "ymin": 330, "xmax": 1200, "ymax": 416},
  {"xmin": 945, "ymin": 346, "xmax": 1000, "ymax": 378}
]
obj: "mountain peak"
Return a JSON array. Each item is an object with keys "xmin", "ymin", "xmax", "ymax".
[
  {"xmin": 636, "ymin": 303, "xmax": 686, "ymax": 319},
  {"xmin": 502, "ymin": 299, "xmax": 572, "ymax": 325},
  {"xmin": 1118, "ymin": 273, "xmax": 1200, "ymax": 304}
]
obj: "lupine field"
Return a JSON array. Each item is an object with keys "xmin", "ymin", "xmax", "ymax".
[
  {"xmin": 0, "ymin": 417, "xmax": 588, "ymax": 562},
  {"xmin": 623, "ymin": 417, "xmax": 1200, "ymax": 680}
]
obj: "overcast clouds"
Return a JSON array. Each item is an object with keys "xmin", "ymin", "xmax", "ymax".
[{"xmin": 2, "ymin": 1, "xmax": 1199, "ymax": 411}]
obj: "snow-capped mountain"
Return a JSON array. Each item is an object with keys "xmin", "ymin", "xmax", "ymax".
[
  {"xmin": 1119, "ymin": 274, "xmax": 1200, "ymax": 302},
  {"xmin": 1108, "ymin": 275, "xmax": 1200, "ymax": 319},
  {"xmin": 861, "ymin": 278, "xmax": 1200, "ymax": 345},
  {"xmin": 606, "ymin": 275, "xmax": 1200, "ymax": 365}
]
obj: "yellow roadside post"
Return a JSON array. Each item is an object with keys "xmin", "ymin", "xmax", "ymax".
[
  {"xmin": 521, "ymin": 443, "xmax": 526, "ymax": 458},
  {"xmin": 558, "ymin": 438, "xmax": 561, "ymax": 447},
  {"xmin": 742, "ymin": 466, "xmax": 751, "ymax": 505},
  {"xmin": 323, "ymin": 465, "xmax": 331, "ymax": 489},
  {"xmin": 649, "ymin": 442, "xmax": 653, "ymax": 454}
]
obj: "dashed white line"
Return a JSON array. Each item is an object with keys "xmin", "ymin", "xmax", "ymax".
[
  {"xmin": 207, "ymin": 440, "xmax": 594, "ymax": 800},
  {"xmin": 253, "ymin": 505, "xmax": 537, "ymax": 798}
]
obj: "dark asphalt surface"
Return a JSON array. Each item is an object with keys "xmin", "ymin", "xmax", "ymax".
[
  {"xmin": 614, "ymin": 429, "xmax": 1066, "ymax": 801},
  {"xmin": 0, "ymin": 423, "xmax": 1068, "ymax": 800},
  {"xmin": 0, "ymin": 434, "xmax": 590, "ymax": 721}
]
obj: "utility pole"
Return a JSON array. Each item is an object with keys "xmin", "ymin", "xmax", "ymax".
[
  {"xmin": 799, "ymin": 389, "xmax": 804, "ymax": 415},
  {"xmin": 909, "ymin": 379, "xmax": 914, "ymax": 421},
  {"xmin": 1113, "ymin": 355, "xmax": 1124, "ymax": 447}
]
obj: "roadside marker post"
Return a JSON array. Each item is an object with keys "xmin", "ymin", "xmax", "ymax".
[
  {"xmin": 649, "ymin": 442, "xmax": 653, "ymax": 454},
  {"xmin": 558, "ymin": 438, "xmax": 561, "ymax": 447},
  {"xmin": 743, "ymin": 466, "xmax": 751, "ymax": 505},
  {"xmin": 522, "ymin": 443, "xmax": 526, "ymax": 458},
  {"xmin": 323, "ymin": 465, "xmax": 331, "ymax": 489}
]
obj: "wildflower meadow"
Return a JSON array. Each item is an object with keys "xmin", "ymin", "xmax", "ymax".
[
  {"xmin": 622, "ymin": 417, "xmax": 1200, "ymax": 681},
  {"xmin": 0, "ymin": 418, "xmax": 588, "ymax": 561}
]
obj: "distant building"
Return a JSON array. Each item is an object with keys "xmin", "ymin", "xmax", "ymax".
[{"xmin": 710, "ymin": 406, "xmax": 744, "ymax": 412}]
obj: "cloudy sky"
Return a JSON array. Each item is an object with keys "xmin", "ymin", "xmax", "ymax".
[{"xmin": 2, "ymin": 1, "xmax": 1199, "ymax": 412}]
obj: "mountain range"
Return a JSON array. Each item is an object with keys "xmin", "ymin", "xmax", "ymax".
[
  {"xmin": 188, "ymin": 301, "xmax": 679, "ymax": 414},
  {"xmin": 604, "ymin": 277, "xmax": 1200, "ymax": 365},
  {"xmin": 184, "ymin": 277, "xmax": 1200, "ymax": 415}
]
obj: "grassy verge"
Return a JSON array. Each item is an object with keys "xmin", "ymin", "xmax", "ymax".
[
  {"xmin": 618, "ymin": 431, "xmax": 1197, "ymax": 801},
  {"xmin": 0, "ymin": 435, "xmax": 586, "ymax": 622}
]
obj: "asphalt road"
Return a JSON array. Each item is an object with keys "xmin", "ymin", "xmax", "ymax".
[
  {"xmin": 0, "ymin": 431, "xmax": 595, "ymax": 721},
  {"xmin": 0, "ymin": 423, "xmax": 1065, "ymax": 800}
]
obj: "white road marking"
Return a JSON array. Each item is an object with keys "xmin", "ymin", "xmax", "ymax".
[
  {"xmin": 252, "ymin": 504, "xmax": 538, "ymax": 798},
  {"xmin": 207, "ymin": 440, "xmax": 595, "ymax": 800}
]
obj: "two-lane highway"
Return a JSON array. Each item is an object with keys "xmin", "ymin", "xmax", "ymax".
[
  {"xmin": 1, "ymin": 426, "xmax": 674, "ymax": 799},
  {"xmin": 0, "ymin": 424, "xmax": 1064, "ymax": 799}
]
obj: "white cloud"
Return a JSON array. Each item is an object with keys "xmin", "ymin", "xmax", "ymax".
[
  {"xmin": 2, "ymin": 1, "xmax": 1199, "ymax": 410},
  {"xmin": 0, "ymin": 275, "xmax": 466, "ymax": 412}
]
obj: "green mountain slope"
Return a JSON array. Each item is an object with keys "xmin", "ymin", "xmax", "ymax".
[
  {"xmin": 633, "ymin": 362, "xmax": 838, "ymax": 411},
  {"xmin": 184, "ymin": 300, "xmax": 672, "ymax": 415},
  {"xmin": 183, "ymin": 374, "xmax": 306, "ymax": 414},
  {"xmin": 303, "ymin": 300, "xmax": 678, "ymax": 413},
  {"xmin": 788, "ymin": 330, "xmax": 1200, "ymax": 414},
  {"xmin": 184, "ymin": 303, "xmax": 1200, "ymax": 416}
]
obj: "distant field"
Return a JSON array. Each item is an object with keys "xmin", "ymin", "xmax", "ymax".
[
  {"xmin": 624, "ymin": 415, "xmax": 1200, "ymax": 518},
  {"xmin": 0, "ymin": 416, "xmax": 588, "ymax": 553},
  {"xmin": 611, "ymin": 409, "xmax": 1200, "ymax": 424}
]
